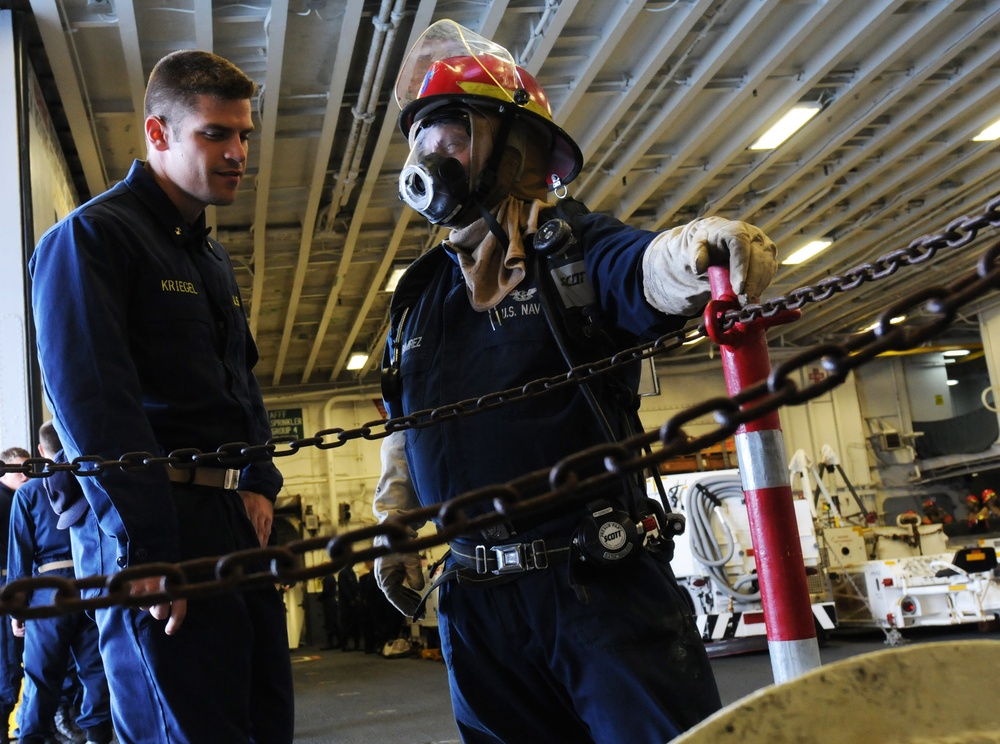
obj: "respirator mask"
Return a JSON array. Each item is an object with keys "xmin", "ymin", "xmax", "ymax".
[{"xmin": 399, "ymin": 113, "xmax": 475, "ymax": 226}]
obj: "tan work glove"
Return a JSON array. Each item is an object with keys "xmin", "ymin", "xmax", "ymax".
[
  {"xmin": 372, "ymin": 431, "xmax": 426, "ymax": 618},
  {"xmin": 642, "ymin": 216, "xmax": 778, "ymax": 316},
  {"xmin": 373, "ymin": 539, "xmax": 425, "ymax": 618}
]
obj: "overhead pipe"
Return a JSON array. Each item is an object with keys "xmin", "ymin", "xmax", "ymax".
[
  {"xmin": 703, "ymin": 266, "xmax": 821, "ymax": 684},
  {"xmin": 328, "ymin": 0, "xmax": 404, "ymax": 215}
]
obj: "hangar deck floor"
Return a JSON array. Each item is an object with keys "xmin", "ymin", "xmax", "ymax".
[{"xmin": 290, "ymin": 624, "xmax": 995, "ymax": 743}]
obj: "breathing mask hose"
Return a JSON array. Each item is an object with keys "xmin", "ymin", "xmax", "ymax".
[
  {"xmin": 533, "ymin": 250, "xmax": 616, "ymax": 444},
  {"xmin": 532, "ymin": 232, "xmax": 670, "ymax": 522}
]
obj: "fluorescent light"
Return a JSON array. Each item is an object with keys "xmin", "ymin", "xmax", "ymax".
[
  {"xmin": 782, "ymin": 239, "xmax": 832, "ymax": 265},
  {"xmin": 860, "ymin": 316, "xmax": 905, "ymax": 333},
  {"xmin": 749, "ymin": 105, "xmax": 821, "ymax": 150},
  {"xmin": 346, "ymin": 351, "xmax": 369, "ymax": 370},
  {"xmin": 942, "ymin": 349, "xmax": 970, "ymax": 357},
  {"xmin": 973, "ymin": 118, "xmax": 1000, "ymax": 141},
  {"xmin": 946, "ymin": 379, "xmax": 958, "ymax": 386}
]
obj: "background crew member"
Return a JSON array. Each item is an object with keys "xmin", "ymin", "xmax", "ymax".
[
  {"xmin": 29, "ymin": 50, "xmax": 294, "ymax": 743},
  {"xmin": 0, "ymin": 447, "xmax": 28, "ymax": 744},
  {"xmin": 373, "ymin": 21, "xmax": 778, "ymax": 743},
  {"xmin": 7, "ymin": 421, "xmax": 112, "ymax": 744},
  {"xmin": 359, "ymin": 559, "xmax": 404, "ymax": 655},
  {"xmin": 319, "ymin": 572, "xmax": 341, "ymax": 650},
  {"xmin": 337, "ymin": 565, "xmax": 361, "ymax": 652}
]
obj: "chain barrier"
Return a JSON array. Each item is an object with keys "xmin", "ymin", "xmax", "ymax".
[{"xmin": 1, "ymin": 198, "xmax": 999, "ymax": 619}]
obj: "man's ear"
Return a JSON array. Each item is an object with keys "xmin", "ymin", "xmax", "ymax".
[{"xmin": 146, "ymin": 115, "xmax": 168, "ymax": 150}]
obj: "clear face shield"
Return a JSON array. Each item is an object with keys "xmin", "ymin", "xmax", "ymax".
[
  {"xmin": 395, "ymin": 21, "xmax": 524, "ymax": 226},
  {"xmin": 398, "ymin": 112, "xmax": 475, "ymax": 226},
  {"xmin": 394, "ymin": 21, "xmax": 520, "ymax": 116}
]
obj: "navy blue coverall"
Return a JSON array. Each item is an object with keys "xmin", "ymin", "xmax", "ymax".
[
  {"xmin": 29, "ymin": 160, "xmax": 293, "ymax": 744},
  {"xmin": 383, "ymin": 207, "xmax": 723, "ymax": 743},
  {"xmin": 0, "ymin": 483, "xmax": 22, "ymax": 725},
  {"xmin": 7, "ymin": 476, "xmax": 111, "ymax": 744}
]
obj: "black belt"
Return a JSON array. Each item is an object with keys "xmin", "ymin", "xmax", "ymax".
[
  {"xmin": 411, "ymin": 539, "xmax": 575, "ymax": 620},
  {"xmin": 165, "ymin": 467, "xmax": 240, "ymax": 490},
  {"xmin": 449, "ymin": 538, "xmax": 574, "ymax": 576}
]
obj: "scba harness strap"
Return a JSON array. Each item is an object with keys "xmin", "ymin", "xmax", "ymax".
[{"xmin": 386, "ymin": 198, "xmax": 685, "ymax": 617}]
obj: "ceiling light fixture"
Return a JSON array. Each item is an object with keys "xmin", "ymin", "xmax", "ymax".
[
  {"xmin": 346, "ymin": 350, "xmax": 369, "ymax": 370},
  {"xmin": 860, "ymin": 316, "xmax": 905, "ymax": 333},
  {"xmin": 946, "ymin": 379, "xmax": 958, "ymax": 386},
  {"xmin": 782, "ymin": 238, "xmax": 832, "ymax": 266},
  {"xmin": 942, "ymin": 349, "xmax": 970, "ymax": 357},
  {"xmin": 973, "ymin": 118, "xmax": 1000, "ymax": 142},
  {"xmin": 749, "ymin": 104, "xmax": 821, "ymax": 150}
]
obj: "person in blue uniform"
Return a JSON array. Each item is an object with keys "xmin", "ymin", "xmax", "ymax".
[
  {"xmin": 359, "ymin": 560, "xmax": 403, "ymax": 654},
  {"xmin": 337, "ymin": 565, "xmax": 361, "ymax": 652},
  {"xmin": 319, "ymin": 572, "xmax": 341, "ymax": 650},
  {"xmin": 29, "ymin": 50, "xmax": 293, "ymax": 744},
  {"xmin": 373, "ymin": 21, "xmax": 779, "ymax": 744},
  {"xmin": 0, "ymin": 447, "xmax": 28, "ymax": 744},
  {"xmin": 7, "ymin": 421, "xmax": 112, "ymax": 744}
]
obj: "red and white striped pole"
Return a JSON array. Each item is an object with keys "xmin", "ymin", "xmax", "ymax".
[{"xmin": 705, "ymin": 266, "xmax": 821, "ymax": 684}]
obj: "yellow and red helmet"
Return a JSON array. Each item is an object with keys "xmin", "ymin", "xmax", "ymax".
[
  {"xmin": 395, "ymin": 20, "xmax": 583, "ymax": 189},
  {"xmin": 983, "ymin": 488, "xmax": 996, "ymax": 502}
]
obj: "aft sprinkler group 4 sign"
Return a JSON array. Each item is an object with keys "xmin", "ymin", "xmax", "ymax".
[{"xmin": 269, "ymin": 408, "xmax": 304, "ymax": 440}]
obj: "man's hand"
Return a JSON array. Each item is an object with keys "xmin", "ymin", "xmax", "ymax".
[
  {"xmin": 130, "ymin": 576, "xmax": 187, "ymax": 635},
  {"xmin": 11, "ymin": 618, "xmax": 24, "ymax": 638},
  {"xmin": 239, "ymin": 490, "xmax": 274, "ymax": 547},
  {"xmin": 374, "ymin": 550, "xmax": 425, "ymax": 619},
  {"xmin": 643, "ymin": 216, "xmax": 778, "ymax": 315},
  {"xmin": 372, "ymin": 431, "xmax": 427, "ymax": 619},
  {"xmin": 687, "ymin": 217, "xmax": 777, "ymax": 300}
]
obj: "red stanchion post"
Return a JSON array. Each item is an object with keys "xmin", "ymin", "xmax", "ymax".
[{"xmin": 704, "ymin": 266, "xmax": 821, "ymax": 684}]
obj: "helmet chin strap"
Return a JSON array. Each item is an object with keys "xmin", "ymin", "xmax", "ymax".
[{"xmin": 478, "ymin": 202, "xmax": 510, "ymax": 251}]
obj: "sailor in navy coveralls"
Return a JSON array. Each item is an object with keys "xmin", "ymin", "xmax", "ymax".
[
  {"xmin": 373, "ymin": 21, "xmax": 779, "ymax": 744},
  {"xmin": 29, "ymin": 51, "xmax": 293, "ymax": 744}
]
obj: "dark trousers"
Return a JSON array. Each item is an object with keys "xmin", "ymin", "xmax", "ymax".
[
  {"xmin": 440, "ymin": 548, "xmax": 722, "ymax": 743},
  {"xmin": 0, "ymin": 612, "xmax": 23, "ymax": 707},
  {"xmin": 72, "ymin": 486, "xmax": 295, "ymax": 744},
  {"xmin": 18, "ymin": 576, "xmax": 110, "ymax": 742}
]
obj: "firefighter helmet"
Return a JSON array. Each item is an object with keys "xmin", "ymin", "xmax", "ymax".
[{"xmin": 395, "ymin": 20, "xmax": 583, "ymax": 189}]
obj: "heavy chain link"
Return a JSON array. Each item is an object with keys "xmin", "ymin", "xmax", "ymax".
[{"xmin": 2, "ymin": 197, "xmax": 999, "ymax": 619}]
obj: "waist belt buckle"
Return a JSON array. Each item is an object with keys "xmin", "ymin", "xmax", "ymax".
[
  {"xmin": 223, "ymin": 469, "xmax": 240, "ymax": 490},
  {"xmin": 489, "ymin": 539, "xmax": 548, "ymax": 575}
]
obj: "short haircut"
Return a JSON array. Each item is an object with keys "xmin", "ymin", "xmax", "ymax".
[
  {"xmin": 144, "ymin": 49, "xmax": 255, "ymax": 122},
  {"xmin": 1, "ymin": 446, "xmax": 30, "ymax": 462},
  {"xmin": 38, "ymin": 420, "xmax": 61, "ymax": 457}
]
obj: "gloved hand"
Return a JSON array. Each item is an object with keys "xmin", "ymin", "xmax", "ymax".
[
  {"xmin": 642, "ymin": 216, "xmax": 778, "ymax": 316},
  {"xmin": 374, "ymin": 540, "xmax": 426, "ymax": 619},
  {"xmin": 372, "ymin": 430, "xmax": 427, "ymax": 618}
]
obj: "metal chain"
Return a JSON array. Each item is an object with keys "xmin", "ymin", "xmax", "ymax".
[
  {"xmin": 6, "ymin": 197, "xmax": 999, "ymax": 481},
  {"xmin": 1, "ymin": 199, "xmax": 999, "ymax": 619}
]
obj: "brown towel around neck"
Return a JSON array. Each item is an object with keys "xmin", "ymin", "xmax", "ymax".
[{"xmin": 446, "ymin": 196, "xmax": 550, "ymax": 312}]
